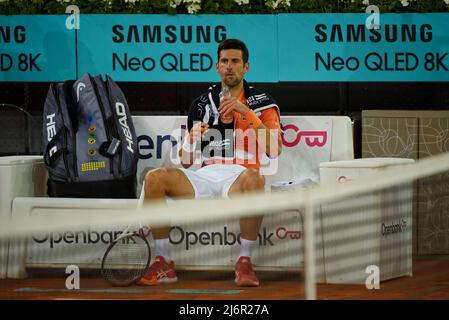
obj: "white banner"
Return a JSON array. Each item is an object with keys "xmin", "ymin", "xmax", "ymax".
[
  {"xmin": 25, "ymin": 211, "xmax": 308, "ymax": 270},
  {"xmin": 133, "ymin": 115, "xmax": 332, "ymax": 194}
]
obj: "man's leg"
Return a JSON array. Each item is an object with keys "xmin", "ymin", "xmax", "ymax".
[
  {"xmin": 144, "ymin": 167, "xmax": 195, "ymax": 239},
  {"xmin": 139, "ymin": 167, "xmax": 195, "ymax": 286},
  {"xmin": 228, "ymin": 168, "xmax": 265, "ymax": 287},
  {"xmin": 228, "ymin": 167, "xmax": 265, "ymax": 240}
]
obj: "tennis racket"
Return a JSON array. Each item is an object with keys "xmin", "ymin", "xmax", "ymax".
[
  {"xmin": 101, "ymin": 229, "xmax": 151, "ymax": 287},
  {"xmin": 101, "ymin": 184, "xmax": 151, "ymax": 287}
]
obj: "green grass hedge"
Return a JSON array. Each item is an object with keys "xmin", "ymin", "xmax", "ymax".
[{"xmin": 0, "ymin": 0, "xmax": 448, "ymax": 15}]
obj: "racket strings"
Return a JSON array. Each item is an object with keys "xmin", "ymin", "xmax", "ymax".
[{"xmin": 102, "ymin": 234, "xmax": 151, "ymax": 286}]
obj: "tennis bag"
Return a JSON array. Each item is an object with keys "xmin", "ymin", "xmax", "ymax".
[{"xmin": 42, "ymin": 73, "xmax": 138, "ymax": 198}]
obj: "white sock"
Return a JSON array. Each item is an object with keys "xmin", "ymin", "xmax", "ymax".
[
  {"xmin": 154, "ymin": 238, "xmax": 171, "ymax": 262},
  {"xmin": 239, "ymin": 238, "xmax": 256, "ymax": 260}
]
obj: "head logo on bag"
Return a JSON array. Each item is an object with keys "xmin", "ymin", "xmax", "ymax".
[
  {"xmin": 76, "ymin": 82, "xmax": 86, "ymax": 102},
  {"xmin": 42, "ymin": 73, "xmax": 138, "ymax": 199},
  {"xmin": 115, "ymin": 102, "xmax": 134, "ymax": 154},
  {"xmin": 45, "ymin": 113, "xmax": 57, "ymax": 157}
]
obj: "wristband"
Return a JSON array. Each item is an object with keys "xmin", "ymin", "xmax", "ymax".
[
  {"xmin": 182, "ymin": 138, "xmax": 197, "ymax": 153},
  {"xmin": 242, "ymin": 110, "xmax": 262, "ymax": 129}
]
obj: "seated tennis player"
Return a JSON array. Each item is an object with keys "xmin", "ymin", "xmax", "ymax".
[{"xmin": 139, "ymin": 39, "xmax": 282, "ymax": 287}]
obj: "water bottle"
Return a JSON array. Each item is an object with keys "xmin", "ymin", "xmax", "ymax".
[
  {"xmin": 219, "ymin": 85, "xmax": 230, "ymax": 101},
  {"xmin": 219, "ymin": 85, "xmax": 233, "ymax": 124}
]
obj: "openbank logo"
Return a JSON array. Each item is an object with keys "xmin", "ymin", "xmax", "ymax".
[
  {"xmin": 32, "ymin": 229, "xmax": 125, "ymax": 249},
  {"xmin": 381, "ymin": 219, "xmax": 408, "ymax": 236},
  {"xmin": 169, "ymin": 226, "xmax": 302, "ymax": 250},
  {"xmin": 281, "ymin": 124, "xmax": 327, "ymax": 148},
  {"xmin": 32, "ymin": 226, "xmax": 302, "ymax": 249},
  {"xmin": 169, "ymin": 226, "xmax": 273, "ymax": 250},
  {"xmin": 276, "ymin": 226, "xmax": 301, "ymax": 240}
]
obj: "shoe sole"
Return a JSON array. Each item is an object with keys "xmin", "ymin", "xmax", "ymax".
[
  {"xmin": 137, "ymin": 276, "xmax": 178, "ymax": 286},
  {"xmin": 235, "ymin": 278, "xmax": 259, "ymax": 287}
]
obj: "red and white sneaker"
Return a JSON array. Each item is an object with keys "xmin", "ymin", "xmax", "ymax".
[
  {"xmin": 137, "ymin": 256, "xmax": 178, "ymax": 286},
  {"xmin": 234, "ymin": 256, "xmax": 259, "ymax": 287}
]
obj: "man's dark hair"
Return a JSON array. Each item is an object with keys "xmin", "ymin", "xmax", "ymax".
[{"xmin": 217, "ymin": 39, "xmax": 249, "ymax": 64}]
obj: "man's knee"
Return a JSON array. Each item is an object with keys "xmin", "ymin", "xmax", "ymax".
[
  {"xmin": 240, "ymin": 168, "xmax": 265, "ymax": 192},
  {"xmin": 145, "ymin": 168, "xmax": 171, "ymax": 194}
]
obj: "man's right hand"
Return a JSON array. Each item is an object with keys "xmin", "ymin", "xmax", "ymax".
[
  {"xmin": 180, "ymin": 122, "xmax": 209, "ymax": 167},
  {"xmin": 189, "ymin": 122, "xmax": 209, "ymax": 144}
]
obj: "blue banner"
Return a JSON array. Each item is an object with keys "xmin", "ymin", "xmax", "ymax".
[
  {"xmin": 77, "ymin": 14, "xmax": 278, "ymax": 82},
  {"xmin": 279, "ymin": 13, "xmax": 449, "ymax": 81},
  {"xmin": 1, "ymin": 13, "xmax": 449, "ymax": 82},
  {"xmin": 0, "ymin": 15, "xmax": 76, "ymax": 82}
]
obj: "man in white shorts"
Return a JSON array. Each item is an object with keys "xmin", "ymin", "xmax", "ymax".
[{"xmin": 139, "ymin": 39, "xmax": 282, "ymax": 287}]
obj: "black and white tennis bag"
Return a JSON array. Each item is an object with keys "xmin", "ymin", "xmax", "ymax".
[{"xmin": 42, "ymin": 73, "xmax": 138, "ymax": 198}]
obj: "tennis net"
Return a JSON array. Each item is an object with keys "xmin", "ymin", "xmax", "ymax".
[{"xmin": 1, "ymin": 152, "xmax": 449, "ymax": 299}]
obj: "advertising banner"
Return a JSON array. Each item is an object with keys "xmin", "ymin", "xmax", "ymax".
[
  {"xmin": 0, "ymin": 15, "xmax": 76, "ymax": 81},
  {"xmin": 77, "ymin": 14, "xmax": 278, "ymax": 82},
  {"xmin": 2, "ymin": 13, "xmax": 448, "ymax": 81},
  {"xmin": 279, "ymin": 13, "xmax": 449, "ymax": 81}
]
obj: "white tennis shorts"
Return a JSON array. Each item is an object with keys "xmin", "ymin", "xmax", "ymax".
[{"xmin": 180, "ymin": 164, "xmax": 246, "ymax": 199}]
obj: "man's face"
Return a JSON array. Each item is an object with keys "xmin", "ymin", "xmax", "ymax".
[{"xmin": 216, "ymin": 49, "xmax": 249, "ymax": 88}]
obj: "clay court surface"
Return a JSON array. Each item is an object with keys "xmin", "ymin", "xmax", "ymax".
[{"xmin": 0, "ymin": 259, "xmax": 448, "ymax": 300}]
